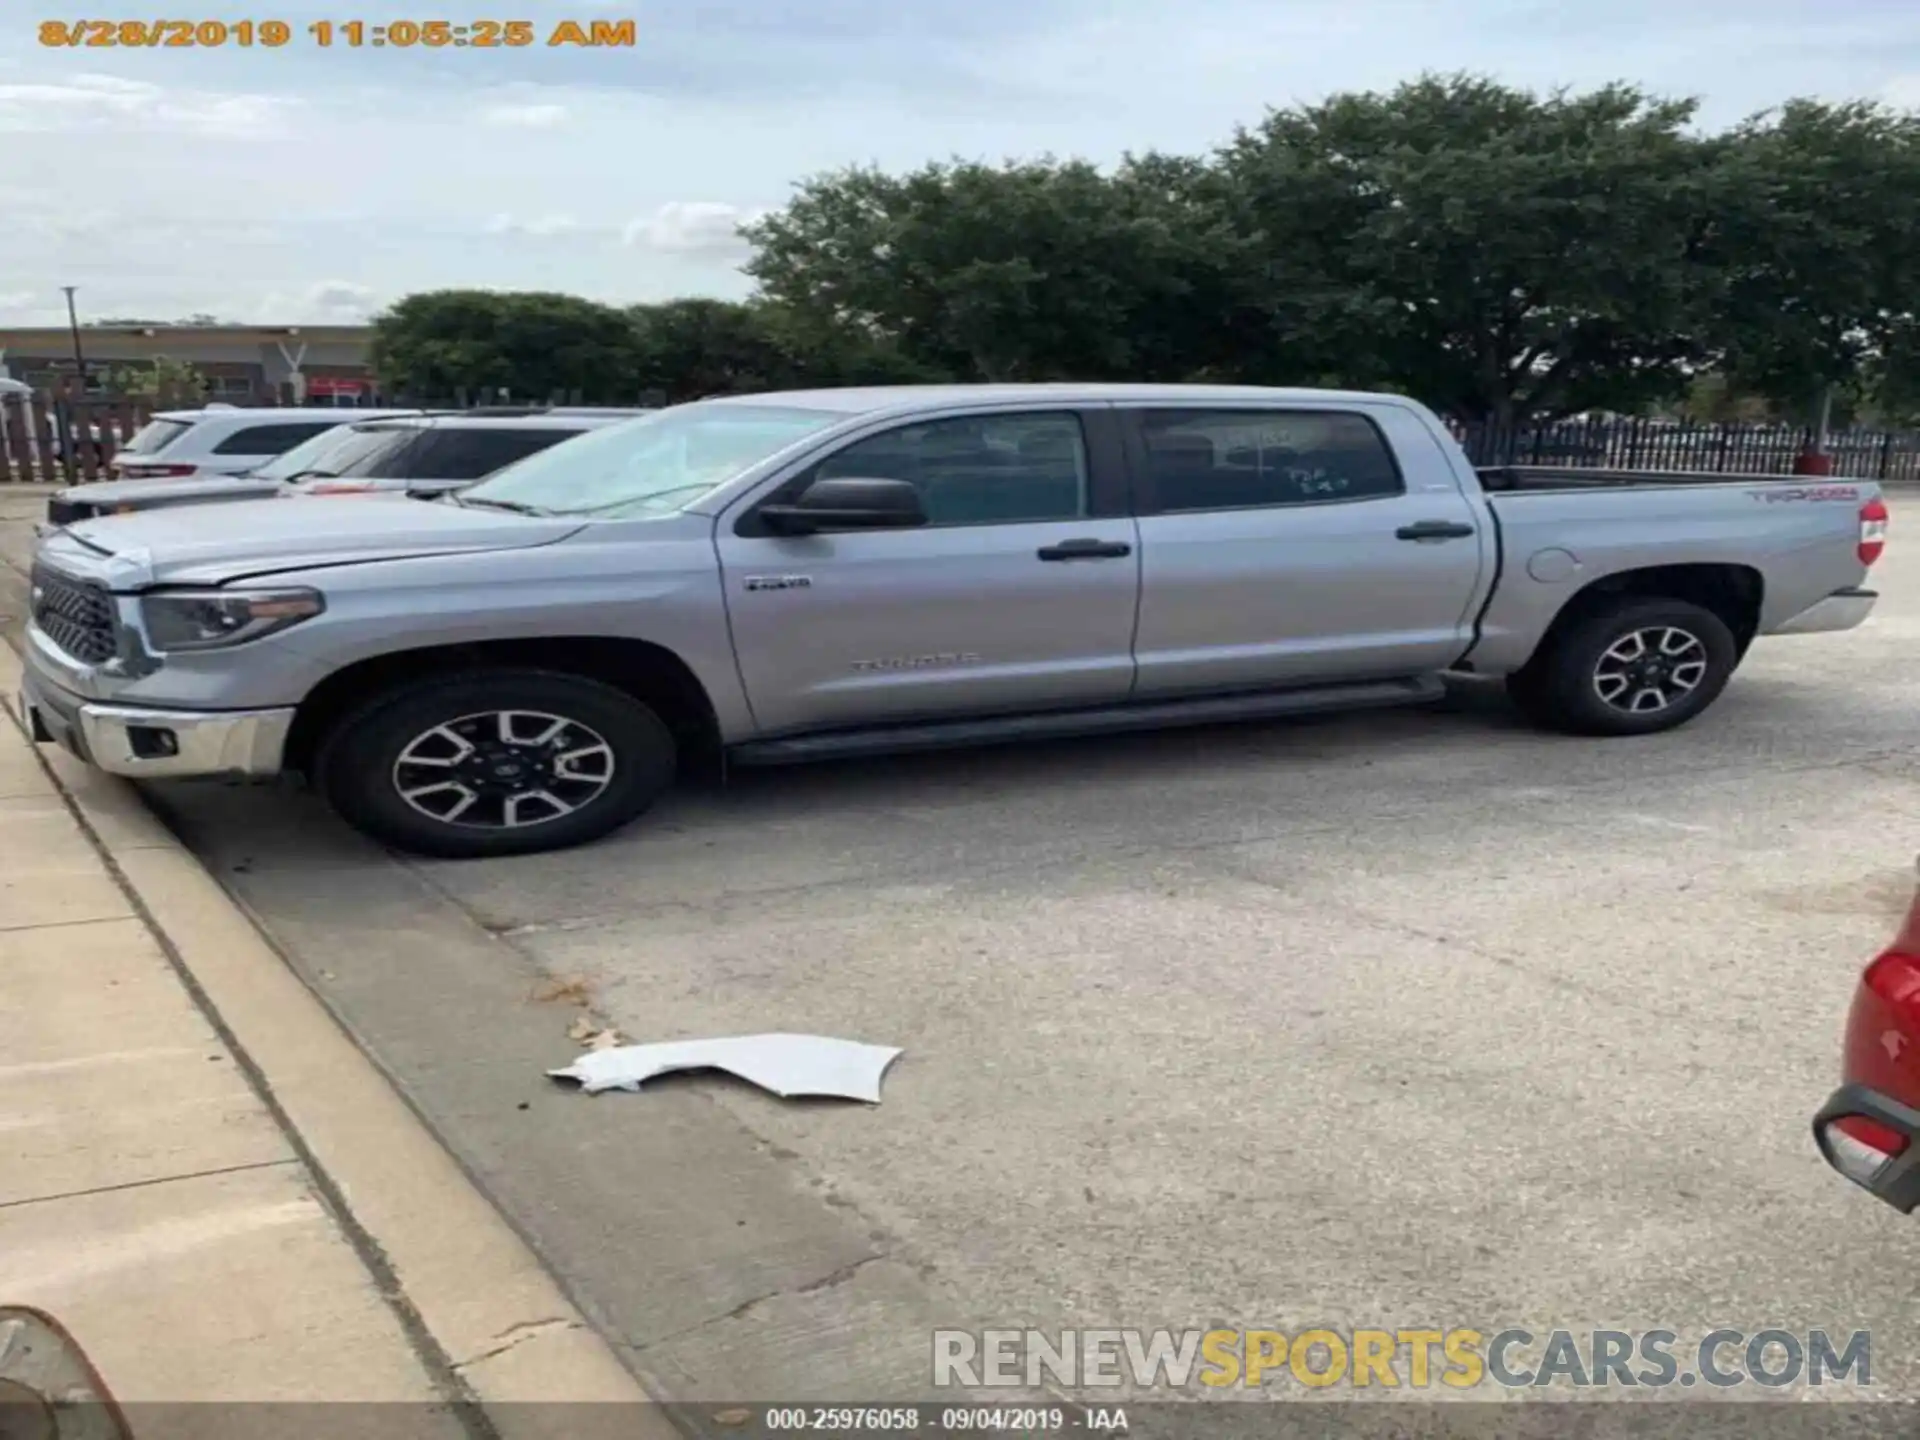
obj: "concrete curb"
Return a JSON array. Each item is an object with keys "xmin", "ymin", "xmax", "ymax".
[{"xmin": 0, "ymin": 640, "xmax": 674, "ymax": 1439}]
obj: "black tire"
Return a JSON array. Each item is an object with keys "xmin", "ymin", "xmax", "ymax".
[
  {"xmin": 1510, "ymin": 598, "xmax": 1739, "ymax": 737},
  {"xmin": 316, "ymin": 669, "xmax": 676, "ymax": 859}
]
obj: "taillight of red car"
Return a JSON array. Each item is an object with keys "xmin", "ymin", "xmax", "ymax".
[
  {"xmin": 1860, "ymin": 497, "xmax": 1889, "ymax": 566},
  {"xmin": 1820, "ymin": 863, "xmax": 1920, "ymax": 1186}
]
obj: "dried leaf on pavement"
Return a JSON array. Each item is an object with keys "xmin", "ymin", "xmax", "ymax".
[{"xmin": 566, "ymin": 1014, "xmax": 628, "ymax": 1049}]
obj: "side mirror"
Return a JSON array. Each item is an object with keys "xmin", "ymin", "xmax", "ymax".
[{"xmin": 760, "ymin": 477, "xmax": 926, "ymax": 535}]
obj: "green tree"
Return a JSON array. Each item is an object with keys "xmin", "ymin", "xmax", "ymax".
[
  {"xmin": 627, "ymin": 299, "xmax": 796, "ymax": 400},
  {"xmin": 624, "ymin": 299, "xmax": 948, "ymax": 403},
  {"xmin": 370, "ymin": 290, "xmax": 640, "ymax": 401},
  {"xmin": 1215, "ymin": 75, "xmax": 1723, "ymax": 425},
  {"xmin": 1670, "ymin": 371, "xmax": 1775, "ymax": 424},
  {"xmin": 743, "ymin": 155, "xmax": 1247, "ymax": 383},
  {"xmin": 1706, "ymin": 100, "xmax": 1920, "ymax": 429}
]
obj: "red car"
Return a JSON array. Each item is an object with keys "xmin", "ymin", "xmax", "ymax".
[{"xmin": 1815, "ymin": 862, "xmax": 1920, "ymax": 1209}]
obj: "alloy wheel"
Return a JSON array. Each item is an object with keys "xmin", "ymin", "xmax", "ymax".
[
  {"xmin": 1591, "ymin": 626, "xmax": 1708, "ymax": 715},
  {"xmin": 391, "ymin": 709, "xmax": 616, "ymax": 829}
]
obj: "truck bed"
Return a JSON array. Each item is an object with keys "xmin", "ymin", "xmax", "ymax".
[{"xmin": 1476, "ymin": 464, "xmax": 1866, "ymax": 493}]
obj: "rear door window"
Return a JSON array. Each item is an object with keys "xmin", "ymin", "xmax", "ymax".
[
  {"xmin": 119, "ymin": 418, "xmax": 195, "ymax": 455},
  {"xmin": 210, "ymin": 421, "xmax": 342, "ymax": 456},
  {"xmin": 1133, "ymin": 410, "xmax": 1404, "ymax": 512},
  {"xmin": 401, "ymin": 427, "xmax": 586, "ymax": 480}
]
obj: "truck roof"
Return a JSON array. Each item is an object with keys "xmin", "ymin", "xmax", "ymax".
[{"xmin": 698, "ymin": 383, "xmax": 1418, "ymax": 417}]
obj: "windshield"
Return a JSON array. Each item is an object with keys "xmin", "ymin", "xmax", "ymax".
[
  {"xmin": 457, "ymin": 405, "xmax": 844, "ymax": 517},
  {"xmin": 254, "ymin": 424, "xmax": 421, "ymax": 483}
]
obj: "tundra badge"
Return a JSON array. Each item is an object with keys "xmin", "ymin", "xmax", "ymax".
[
  {"xmin": 744, "ymin": 575, "xmax": 812, "ymax": 592},
  {"xmin": 851, "ymin": 653, "xmax": 983, "ymax": 672}
]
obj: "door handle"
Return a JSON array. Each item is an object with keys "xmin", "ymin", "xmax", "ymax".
[
  {"xmin": 1037, "ymin": 538, "xmax": 1133, "ymax": 561},
  {"xmin": 1396, "ymin": 520, "xmax": 1476, "ymax": 541}
]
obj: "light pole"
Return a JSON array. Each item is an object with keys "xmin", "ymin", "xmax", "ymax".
[{"xmin": 60, "ymin": 286, "xmax": 86, "ymax": 389}]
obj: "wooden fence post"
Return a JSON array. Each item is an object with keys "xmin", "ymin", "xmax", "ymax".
[
  {"xmin": 31, "ymin": 391, "xmax": 63, "ymax": 483},
  {"xmin": 1, "ymin": 397, "xmax": 33, "ymax": 483},
  {"xmin": 74, "ymin": 399, "xmax": 102, "ymax": 481}
]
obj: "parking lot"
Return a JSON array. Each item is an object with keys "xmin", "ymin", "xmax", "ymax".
[{"xmin": 10, "ymin": 491, "xmax": 1920, "ymax": 1411}]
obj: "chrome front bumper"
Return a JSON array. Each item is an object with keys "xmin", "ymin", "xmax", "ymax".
[
  {"xmin": 19, "ymin": 667, "xmax": 294, "ymax": 780},
  {"xmin": 1769, "ymin": 587, "xmax": 1878, "ymax": 636}
]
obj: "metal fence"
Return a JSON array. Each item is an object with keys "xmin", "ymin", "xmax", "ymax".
[{"xmin": 1454, "ymin": 416, "xmax": 1920, "ymax": 481}]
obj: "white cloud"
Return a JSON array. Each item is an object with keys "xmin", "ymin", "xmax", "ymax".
[
  {"xmin": 1882, "ymin": 74, "xmax": 1920, "ymax": 108},
  {"xmin": 248, "ymin": 281, "xmax": 382, "ymax": 323},
  {"xmin": 480, "ymin": 101, "xmax": 569, "ymax": 128},
  {"xmin": 0, "ymin": 72, "xmax": 297, "ymax": 137},
  {"xmin": 307, "ymin": 281, "xmax": 379, "ymax": 319},
  {"xmin": 483, "ymin": 213, "xmax": 585, "ymax": 237},
  {"xmin": 623, "ymin": 202, "xmax": 767, "ymax": 256}
]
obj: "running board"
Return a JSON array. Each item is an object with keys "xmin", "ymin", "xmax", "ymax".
[{"xmin": 728, "ymin": 675, "xmax": 1446, "ymax": 766}]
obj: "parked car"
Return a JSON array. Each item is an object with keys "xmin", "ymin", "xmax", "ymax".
[
  {"xmin": 101, "ymin": 406, "xmax": 423, "ymax": 483},
  {"xmin": 1814, "ymin": 860, "xmax": 1920, "ymax": 1210},
  {"xmin": 19, "ymin": 384, "xmax": 1888, "ymax": 860},
  {"xmin": 42, "ymin": 411, "xmax": 648, "ymax": 524}
]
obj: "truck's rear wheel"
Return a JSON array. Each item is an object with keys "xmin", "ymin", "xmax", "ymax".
[
  {"xmin": 317, "ymin": 670, "xmax": 676, "ymax": 858},
  {"xmin": 1511, "ymin": 598, "xmax": 1738, "ymax": 737}
]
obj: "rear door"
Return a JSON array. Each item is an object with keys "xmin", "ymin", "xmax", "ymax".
[
  {"xmin": 717, "ymin": 407, "xmax": 1140, "ymax": 736},
  {"xmin": 1122, "ymin": 403, "xmax": 1487, "ymax": 695}
]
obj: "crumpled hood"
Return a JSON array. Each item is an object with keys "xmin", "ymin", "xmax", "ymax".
[{"xmin": 55, "ymin": 496, "xmax": 584, "ymax": 589}]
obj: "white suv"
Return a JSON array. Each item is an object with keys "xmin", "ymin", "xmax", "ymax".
[{"xmin": 110, "ymin": 407, "xmax": 420, "ymax": 480}]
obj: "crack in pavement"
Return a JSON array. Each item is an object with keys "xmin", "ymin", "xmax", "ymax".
[
  {"xmin": 455, "ymin": 1315, "xmax": 580, "ymax": 1370},
  {"xmin": 642, "ymin": 1252, "xmax": 893, "ymax": 1351}
]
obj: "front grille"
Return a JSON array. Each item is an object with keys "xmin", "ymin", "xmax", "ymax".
[{"xmin": 30, "ymin": 564, "xmax": 119, "ymax": 665}]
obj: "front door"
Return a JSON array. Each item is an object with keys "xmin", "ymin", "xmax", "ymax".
[
  {"xmin": 1123, "ymin": 403, "xmax": 1489, "ymax": 695},
  {"xmin": 716, "ymin": 408, "xmax": 1140, "ymax": 736}
]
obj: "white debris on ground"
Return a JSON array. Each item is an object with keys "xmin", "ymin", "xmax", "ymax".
[{"xmin": 548, "ymin": 1033, "xmax": 903, "ymax": 1103}]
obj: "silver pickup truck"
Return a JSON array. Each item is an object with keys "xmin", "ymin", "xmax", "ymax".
[{"xmin": 18, "ymin": 384, "xmax": 1886, "ymax": 859}]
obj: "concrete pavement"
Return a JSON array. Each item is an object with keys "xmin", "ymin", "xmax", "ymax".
[
  {"xmin": 0, "ymin": 499, "xmax": 666, "ymax": 1433},
  {"xmin": 0, "ymin": 646, "xmax": 450, "ymax": 1409}
]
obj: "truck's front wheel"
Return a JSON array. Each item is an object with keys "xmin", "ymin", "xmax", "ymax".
[
  {"xmin": 317, "ymin": 670, "xmax": 677, "ymax": 859},
  {"xmin": 1511, "ymin": 598, "xmax": 1739, "ymax": 737}
]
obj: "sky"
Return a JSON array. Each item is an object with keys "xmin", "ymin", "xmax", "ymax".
[{"xmin": 3, "ymin": 0, "xmax": 1920, "ymax": 327}]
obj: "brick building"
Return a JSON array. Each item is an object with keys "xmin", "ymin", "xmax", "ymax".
[{"xmin": 0, "ymin": 323, "xmax": 378, "ymax": 403}]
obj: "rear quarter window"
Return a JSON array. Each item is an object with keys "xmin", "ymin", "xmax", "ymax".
[
  {"xmin": 210, "ymin": 422, "xmax": 342, "ymax": 456},
  {"xmin": 119, "ymin": 418, "xmax": 196, "ymax": 455}
]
